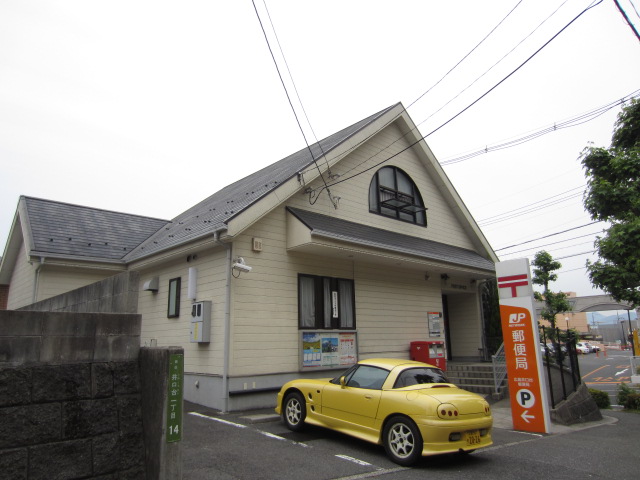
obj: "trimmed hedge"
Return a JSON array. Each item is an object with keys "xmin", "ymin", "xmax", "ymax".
[
  {"xmin": 624, "ymin": 393, "xmax": 640, "ymax": 410},
  {"xmin": 617, "ymin": 382, "xmax": 637, "ymax": 406},
  {"xmin": 589, "ymin": 388, "xmax": 611, "ymax": 409}
]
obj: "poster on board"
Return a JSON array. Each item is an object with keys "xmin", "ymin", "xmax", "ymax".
[{"xmin": 302, "ymin": 331, "xmax": 358, "ymax": 369}]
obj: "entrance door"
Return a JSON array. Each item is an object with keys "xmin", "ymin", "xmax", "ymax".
[{"xmin": 442, "ymin": 294, "xmax": 452, "ymax": 360}]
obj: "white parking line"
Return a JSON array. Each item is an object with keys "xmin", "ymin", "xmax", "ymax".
[
  {"xmin": 335, "ymin": 454, "xmax": 374, "ymax": 467},
  {"xmin": 508, "ymin": 430, "xmax": 543, "ymax": 437},
  {"xmin": 332, "ymin": 467, "xmax": 407, "ymax": 479},
  {"xmin": 188, "ymin": 411, "xmax": 310, "ymax": 448},
  {"xmin": 258, "ymin": 431, "xmax": 286, "ymax": 441},
  {"xmin": 188, "ymin": 412, "xmax": 248, "ymax": 428}
]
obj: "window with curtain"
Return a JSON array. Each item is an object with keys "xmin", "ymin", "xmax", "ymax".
[
  {"xmin": 298, "ymin": 274, "xmax": 356, "ymax": 329},
  {"xmin": 369, "ymin": 166, "xmax": 427, "ymax": 226}
]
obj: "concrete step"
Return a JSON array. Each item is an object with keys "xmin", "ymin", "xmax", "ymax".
[
  {"xmin": 447, "ymin": 364, "xmax": 494, "ymax": 373},
  {"xmin": 447, "ymin": 370, "xmax": 494, "ymax": 379},
  {"xmin": 444, "ymin": 362, "xmax": 509, "ymax": 401},
  {"xmin": 447, "ymin": 376, "xmax": 495, "ymax": 386}
]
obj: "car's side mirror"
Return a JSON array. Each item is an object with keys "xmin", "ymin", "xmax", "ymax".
[{"xmin": 339, "ymin": 376, "xmax": 346, "ymax": 388}]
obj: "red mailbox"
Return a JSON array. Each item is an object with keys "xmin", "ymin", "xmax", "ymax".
[{"xmin": 410, "ymin": 341, "xmax": 446, "ymax": 371}]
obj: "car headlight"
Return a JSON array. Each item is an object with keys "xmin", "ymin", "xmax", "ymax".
[{"xmin": 437, "ymin": 403, "xmax": 459, "ymax": 419}]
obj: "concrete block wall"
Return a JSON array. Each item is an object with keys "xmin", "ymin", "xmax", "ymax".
[
  {"xmin": 20, "ymin": 271, "xmax": 139, "ymax": 314},
  {"xmin": 0, "ymin": 310, "xmax": 146, "ymax": 479}
]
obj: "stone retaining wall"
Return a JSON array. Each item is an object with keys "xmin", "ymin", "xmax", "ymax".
[
  {"xmin": 20, "ymin": 271, "xmax": 139, "ymax": 314},
  {"xmin": 0, "ymin": 310, "xmax": 146, "ymax": 479}
]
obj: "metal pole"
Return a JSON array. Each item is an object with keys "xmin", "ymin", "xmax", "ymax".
[
  {"xmin": 557, "ymin": 327, "xmax": 567, "ymax": 400},
  {"xmin": 628, "ymin": 310, "xmax": 636, "ymax": 356}
]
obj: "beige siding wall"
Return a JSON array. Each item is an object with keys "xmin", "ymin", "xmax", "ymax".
[
  {"xmin": 7, "ymin": 242, "xmax": 35, "ymax": 309},
  {"xmin": 130, "ymin": 118, "xmax": 487, "ymax": 382},
  {"xmin": 223, "ymin": 122, "xmax": 486, "ymax": 376},
  {"xmin": 38, "ymin": 267, "xmax": 116, "ymax": 301},
  {"xmin": 289, "ymin": 122, "xmax": 476, "ymax": 251},
  {"xmin": 353, "ymin": 264, "xmax": 443, "ymax": 358},
  {"xmin": 136, "ymin": 249, "xmax": 228, "ymax": 376},
  {"xmin": 446, "ymin": 292, "xmax": 482, "ymax": 358},
  {"xmin": 229, "ymin": 206, "xmax": 446, "ymax": 377}
]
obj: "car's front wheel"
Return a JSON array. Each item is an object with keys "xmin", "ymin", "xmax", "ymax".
[
  {"xmin": 383, "ymin": 416, "xmax": 423, "ymax": 466},
  {"xmin": 283, "ymin": 392, "xmax": 306, "ymax": 432}
]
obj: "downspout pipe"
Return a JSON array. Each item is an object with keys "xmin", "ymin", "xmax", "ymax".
[
  {"xmin": 32, "ymin": 256, "xmax": 45, "ymax": 304},
  {"xmin": 214, "ymin": 232, "xmax": 232, "ymax": 413}
]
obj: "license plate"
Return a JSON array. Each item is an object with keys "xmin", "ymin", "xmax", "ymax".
[{"xmin": 464, "ymin": 430, "xmax": 481, "ymax": 446}]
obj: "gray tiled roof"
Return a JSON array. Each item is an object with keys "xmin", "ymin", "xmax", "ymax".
[
  {"xmin": 124, "ymin": 103, "xmax": 400, "ymax": 262},
  {"xmin": 287, "ymin": 207, "xmax": 495, "ymax": 273},
  {"xmin": 22, "ymin": 197, "xmax": 169, "ymax": 262}
]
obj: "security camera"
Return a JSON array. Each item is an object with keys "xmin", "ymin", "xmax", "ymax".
[
  {"xmin": 232, "ymin": 257, "xmax": 252, "ymax": 273},
  {"xmin": 232, "ymin": 262, "xmax": 252, "ymax": 273}
]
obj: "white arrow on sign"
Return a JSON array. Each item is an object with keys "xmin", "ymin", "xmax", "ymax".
[{"xmin": 521, "ymin": 410, "xmax": 535, "ymax": 423}]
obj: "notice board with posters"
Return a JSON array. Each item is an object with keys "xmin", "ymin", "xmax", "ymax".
[{"xmin": 301, "ymin": 331, "xmax": 357, "ymax": 370}]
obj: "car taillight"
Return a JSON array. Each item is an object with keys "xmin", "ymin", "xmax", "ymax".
[{"xmin": 437, "ymin": 403, "xmax": 459, "ymax": 419}]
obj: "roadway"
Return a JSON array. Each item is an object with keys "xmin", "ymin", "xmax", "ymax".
[
  {"xmin": 579, "ymin": 348, "xmax": 634, "ymax": 405},
  {"xmin": 179, "ymin": 350, "xmax": 638, "ymax": 479}
]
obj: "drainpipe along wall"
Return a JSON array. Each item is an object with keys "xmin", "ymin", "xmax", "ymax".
[
  {"xmin": 32, "ymin": 256, "xmax": 45, "ymax": 304},
  {"xmin": 214, "ymin": 232, "xmax": 232, "ymax": 413}
]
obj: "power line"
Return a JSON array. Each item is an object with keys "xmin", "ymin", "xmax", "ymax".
[
  {"xmin": 479, "ymin": 192, "xmax": 583, "ymax": 226},
  {"xmin": 498, "ymin": 231, "xmax": 602, "ymax": 255},
  {"xmin": 407, "ymin": 0, "xmax": 525, "ymax": 110},
  {"xmin": 629, "ymin": 0, "xmax": 640, "ymax": 19},
  {"xmin": 422, "ymin": 0, "xmax": 605, "ymax": 139},
  {"xmin": 440, "ymin": 90, "xmax": 640, "ymax": 165},
  {"xmin": 613, "ymin": 0, "xmax": 640, "ymax": 41},
  {"xmin": 558, "ymin": 266, "xmax": 588, "ymax": 274},
  {"xmin": 501, "ymin": 240, "xmax": 595, "ymax": 258},
  {"xmin": 312, "ymin": 0, "xmax": 605, "ymax": 195},
  {"xmin": 415, "ymin": 0, "xmax": 571, "ymax": 130},
  {"xmin": 252, "ymin": 1, "xmax": 338, "ymax": 208},
  {"xmin": 478, "ymin": 185, "xmax": 585, "ymax": 226},
  {"xmin": 555, "ymin": 250, "xmax": 595, "ymax": 260},
  {"xmin": 305, "ymin": 0, "xmax": 571, "ymax": 185},
  {"xmin": 494, "ymin": 221, "xmax": 602, "ymax": 251}
]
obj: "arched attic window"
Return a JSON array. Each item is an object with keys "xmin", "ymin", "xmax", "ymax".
[{"xmin": 369, "ymin": 166, "xmax": 427, "ymax": 226}]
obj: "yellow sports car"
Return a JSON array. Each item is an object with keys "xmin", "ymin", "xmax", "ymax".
[{"xmin": 275, "ymin": 358, "xmax": 492, "ymax": 466}]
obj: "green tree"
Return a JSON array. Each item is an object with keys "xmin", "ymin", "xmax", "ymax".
[
  {"xmin": 581, "ymin": 98, "xmax": 640, "ymax": 307},
  {"xmin": 531, "ymin": 251, "xmax": 572, "ymax": 331},
  {"xmin": 481, "ymin": 280, "xmax": 502, "ymax": 356}
]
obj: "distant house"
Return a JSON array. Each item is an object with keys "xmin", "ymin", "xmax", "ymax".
[{"xmin": 0, "ymin": 103, "xmax": 497, "ymax": 410}]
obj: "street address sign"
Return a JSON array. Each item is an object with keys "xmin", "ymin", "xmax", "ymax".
[
  {"xmin": 496, "ymin": 259, "xmax": 551, "ymax": 434},
  {"xmin": 166, "ymin": 354, "xmax": 184, "ymax": 442}
]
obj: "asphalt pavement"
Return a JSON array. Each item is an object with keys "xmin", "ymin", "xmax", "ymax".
[{"xmin": 181, "ymin": 397, "xmax": 637, "ymax": 479}]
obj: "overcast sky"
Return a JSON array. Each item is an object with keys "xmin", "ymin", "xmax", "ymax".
[{"xmin": 1, "ymin": 1, "xmax": 639, "ymax": 297}]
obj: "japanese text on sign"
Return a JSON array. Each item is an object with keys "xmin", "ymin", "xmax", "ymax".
[{"xmin": 166, "ymin": 354, "xmax": 183, "ymax": 443}]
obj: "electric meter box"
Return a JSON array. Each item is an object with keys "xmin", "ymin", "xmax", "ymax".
[{"xmin": 190, "ymin": 301, "xmax": 211, "ymax": 343}]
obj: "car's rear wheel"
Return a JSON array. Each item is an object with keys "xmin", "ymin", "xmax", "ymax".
[
  {"xmin": 283, "ymin": 392, "xmax": 306, "ymax": 432},
  {"xmin": 383, "ymin": 416, "xmax": 423, "ymax": 466}
]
